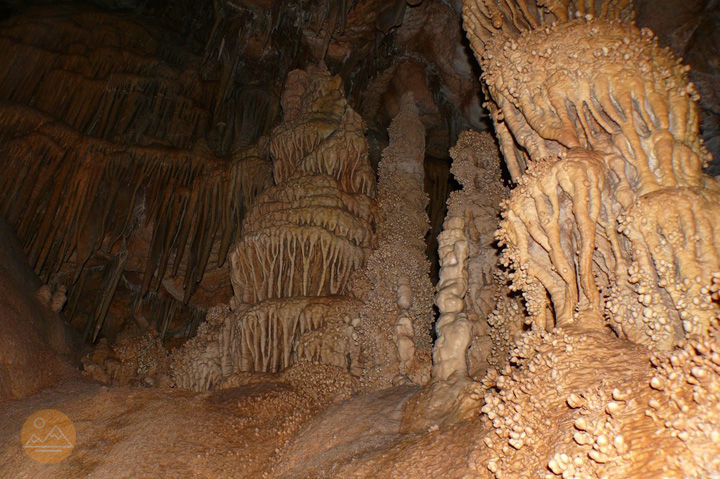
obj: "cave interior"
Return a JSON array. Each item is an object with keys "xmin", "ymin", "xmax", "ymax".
[{"xmin": 1, "ymin": 0, "xmax": 720, "ymax": 478}]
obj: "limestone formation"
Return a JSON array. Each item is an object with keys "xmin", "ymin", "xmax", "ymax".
[
  {"xmin": 395, "ymin": 275, "xmax": 417, "ymax": 374},
  {"xmin": 1, "ymin": 1, "xmax": 720, "ymax": 478},
  {"xmin": 433, "ymin": 214, "xmax": 471, "ymax": 381},
  {"xmin": 171, "ymin": 79, "xmax": 435, "ymax": 393},
  {"xmin": 402, "ymin": 130, "xmax": 509, "ymax": 433},
  {"xmin": 229, "ymin": 66, "xmax": 376, "ymax": 306},
  {"xmin": 0, "ymin": 7, "xmax": 275, "ymax": 343},
  {"xmin": 349, "ymin": 93, "xmax": 434, "ymax": 390},
  {"xmin": 459, "ymin": 314, "xmax": 720, "ymax": 479},
  {"xmin": 464, "ymin": 1, "xmax": 720, "ymax": 349},
  {"xmin": 173, "ymin": 66, "xmax": 378, "ymax": 389},
  {"xmin": 433, "ymin": 130, "xmax": 510, "ymax": 381},
  {"xmin": 50, "ymin": 286, "xmax": 68, "ymax": 313},
  {"xmin": 444, "ymin": 0, "xmax": 720, "ymax": 475},
  {"xmin": 82, "ymin": 329, "xmax": 171, "ymax": 388}
]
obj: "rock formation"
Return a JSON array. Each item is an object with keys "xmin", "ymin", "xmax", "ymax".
[
  {"xmin": 401, "ymin": 130, "xmax": 512, "ymax": 432},
  {"xmin": 417, "ymin": 0, "xmax": 720, "ymax": 475},
  {"xmin": 349, "ymin": 93, "xmax": 435, "ymax": 390},
  {"xmin": 433, "ymin": 130, "xmax": 510, "ymax": 381},
  {"xmin": 171, "ymin": 68, "xmax": 433, "ymax": 392},
  {"xmin": 0, "ymin": 0, "xmax": 480, "ymax": 351},
  {"xmin": 464, "ymin": 0, "xmax": 720, "ymax": 344},
  {"xmin": 0, "ymin": 5, "xmax": 274, "ymax": 345},
  {"xmin": 0, "ymin": 218, "xmax": 76, "ymax": 401},
  {"xmin": 1, "ymin": 1, "xmax": 720, "ymax": 478}
]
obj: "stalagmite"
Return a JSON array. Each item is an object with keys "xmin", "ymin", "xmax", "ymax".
[
  {"xmin": 394, "ymin": 275, "xmax": 416, "ymax": 376},
  {"xmin": 230, "ymin": 66, "xmax": 377, "ymax": 306},
  {"xmin": 173, "ymin": 65, "xmax": 380, "ymax": 388},
  {"xmin": 36, "ymin": 285, "xmax": 52, "ymax": 307},
  {"xmin": 2, "ymin": 1, "xmax": 720, "ymax": 477},
  {"xmin": 50, "ymin": 286, "xmax": 68, "ymax": 313},
  {"xmin": 173, "ymin": 78, "xmax": 435, "ymax": 393},
  {"xmin": 452, "ymin": 0, "xmax": 720, "ymax": 475},
  {"xmin": 82, "ymin": 329, "xmax": 171, "ymax": 388},
  {"xmin": 444, "ymin": 131, "xmax": 513, "ymax": 376},
  {"xmin": 402, "ymin": 130, "xmax": 507, "ymax": 433},
  {"xmin": 349, "ymin": 93, "xmax": 434, "ymax": 391},
  {"xmin": 433, "ymin": 215, "xmax": 471, "ymax": 380}
]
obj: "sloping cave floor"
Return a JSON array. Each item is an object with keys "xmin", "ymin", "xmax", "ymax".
[{"xmin": 0, "ymin": 378, "xmax": 479, "ymax": 478}]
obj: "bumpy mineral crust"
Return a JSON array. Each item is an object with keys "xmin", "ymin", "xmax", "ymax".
[
  {"xmin": 408, "ymin": 0, "xmax": 720, "ymax": 476},
  {"xmin": 463, "ymin": 2, "xmax": 720, "ymax": 351},
  {"xmin": 349, "ymin": 93, "xmax": 434, "ymax": 391},
  {"xmin": 172, "ymin": 68, "xmax": 433, "ymax": 392}
]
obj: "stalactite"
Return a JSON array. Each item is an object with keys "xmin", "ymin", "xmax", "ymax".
[
  {"xmin": 231, "ymin": 173, "xmax": 375, "ymax": 303},
  {"xmin": 87, "ymin": 251, "xmax": 128, "ymax": 343},
  {"xmin": 171, "ymin": 293, "xmax": 364, "ymax": 389},
  {"xmin": 232, "ymin": 87, "xmax": 280, "ymax": 150},
  {"xmin": 0, "ymin": 6, "xmax": 284, "ymax": 347},
  {"xmin": 0, "ymin": 7, "xmax": 214, "ymax": 150},
  {"xmin": 0, "ymin": 104, "xmax": 272, "ymax": 337},
  {"xmin": 232, "ymin": 297, "xmax": 362, "ymax": 374}
]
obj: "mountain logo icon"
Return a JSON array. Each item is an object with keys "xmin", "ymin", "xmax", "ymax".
[
  {"xmin": 21, "ymin": 409, "xmax": 76, "ymax": 464},
  {"xmin": 24, "ymin": 425, "xmax": 74, "ymax": 449}
]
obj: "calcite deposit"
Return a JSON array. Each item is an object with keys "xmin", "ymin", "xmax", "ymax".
[
  {"xmin": 446, "ymin": 0, "xmax": 720, "ymax": 476},
  {"xmin": 349, "ymin": 93, "xmax": 435, "ymax": 390},
  {"xmin": 170, "ymin": 68, "xmax": 433, "ymax": 392},
  {"xmin": 1, "ymin": 1, "xmax": 719, "ymax": 478},
  {"xmin": 464, "ymin": 1, "xmax": 720, "ymax": 349},
  {"xmin": 0, "ymin": 6, "xmax": 277, "ymax": 345}
]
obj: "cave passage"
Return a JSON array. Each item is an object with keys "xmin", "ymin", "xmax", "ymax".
[{"xmin": 0, "ymin": 1, "xmax": 719, "ymax": 478}]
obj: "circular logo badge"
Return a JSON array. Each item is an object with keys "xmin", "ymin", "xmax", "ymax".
[{"xmin": 21, "ymin": 409, "xmax": 75, "ymax": 464}]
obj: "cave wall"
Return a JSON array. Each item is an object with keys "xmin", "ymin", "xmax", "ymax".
[
  {"xmin": 0, "ymin": 5, "xmax": 284, "ymax": 348},
  {"xmin": 0, "ymin": 218, "xmax": 76, "ymax": 401}
]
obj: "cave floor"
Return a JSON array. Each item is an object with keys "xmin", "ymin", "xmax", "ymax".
[{"xmin": 0, "ymin": 378, "xmax": 474, "ymax": 478}]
